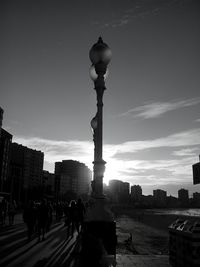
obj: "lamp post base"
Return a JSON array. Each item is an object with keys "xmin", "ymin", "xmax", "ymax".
[
  {"xmin": 80, "ymin": 196, "xmax": 117, "ymax": 266},
  {"xmin": 85, "ymin": 196, "xmax": 114, "ymax": 222}
]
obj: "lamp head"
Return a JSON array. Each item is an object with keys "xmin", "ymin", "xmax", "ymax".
[{"xmin": 89, "ymin": 37, "xmax": 112, "ymax": 65}]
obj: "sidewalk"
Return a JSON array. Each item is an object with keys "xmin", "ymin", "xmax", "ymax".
[{"xmin": 1, "ymin": 214, "xmax": 171, "ymax": 266}]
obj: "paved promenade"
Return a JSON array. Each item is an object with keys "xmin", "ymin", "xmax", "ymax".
[{"xmin": 1, "ymin": 213, "xmax": 171, "ymax": 266}]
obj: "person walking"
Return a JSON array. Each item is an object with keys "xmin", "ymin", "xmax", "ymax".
[
  {"xmin": 67, "ymin": 200, "xmax": 77, "ymax": 237},
  {"xmin": 23, "ymin": 201, "xmax": 37, "ymax": 241},
  {"xmin": 46, "ymin": 201, "xmax": 53, "ymax": 232},
  {"xmin": 37, "ymin": 199, "xmax": 49, "ymax": 242},
  {"xmin": 63, "ymin": 201, "xmax": 70, "ymax": 227},
  {"xmin": 56, "ymin": 202, "xmax": 63, "ymax": 222},
  {"xmin": 76, "ymin": 198, "xmax": 85, "ymax": 234}
]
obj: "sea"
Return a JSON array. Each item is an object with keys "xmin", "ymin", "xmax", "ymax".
[{"xmin": 151, "ymin": 208, "xmax": 200, "ymax": 217}]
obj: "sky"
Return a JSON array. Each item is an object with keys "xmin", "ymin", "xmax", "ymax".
[{"xmin": 1, "ymin": 0, "xmax": 200, "ymax": 196}]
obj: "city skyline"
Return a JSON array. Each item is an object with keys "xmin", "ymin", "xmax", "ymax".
[{"xmin": 1, "ymin": 0, "xmax": 200, "ymax": 196}]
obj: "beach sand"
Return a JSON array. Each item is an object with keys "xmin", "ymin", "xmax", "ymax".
[{"xmin": 113, "ymin": 207, "xmax": 197, "ymax": 256}]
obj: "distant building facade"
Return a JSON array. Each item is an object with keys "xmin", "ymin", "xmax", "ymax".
[
  {"xmin": 192, "ymin": 160, "xmax": 200, "ymax": 185},
  {"xmin": 153, "ymin": 189, "xmax": 167, "ymax": 207},
  {"xmin": 109, "ymin": 179, "xmax": 122, "ymax": 202},
  {"xmin": 10, "ymin": 143, "xmax": 44, "ymax": 202},
  {"xmin": 122, "ymin": 182, "xmax": 130, "ymax": 195},
  {"xmin": 131, "ymin": 185, "xmax": 142, "ymax": 203},
  {"xmin": 55, "ymin": 160, "xmax": 92, "ymax": 200},
  {"xmin": 109, "ymin": 179, "xmax": 130, "ymax": 203},
  {"xmin": 193, "ymin": 192, "xmax": 200, "ymax": 207},
  {"xmin": 120, "ymin": 182, "xmax": 130, "ymax": 202},
  {"xmin": 42, "ymin": 170, "xmax": 55, "ymax": 198},
  {"xmin": 167, "ymin": 195, "xmax": 179, "ymax": 208},
  {"xmin": 178, "ymin": 188, "xmax": 189, "ymax": 207},
  {"xmin": 0, "ymin": 128, "xmax": 12, "ymax": 193},
  {"xmin": 141, "ymin": 195, "xmax": 154, "ymax": 208}
]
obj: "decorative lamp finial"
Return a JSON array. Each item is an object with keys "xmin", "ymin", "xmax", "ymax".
[{"xmin": 98, "ymin": 36, "xmax": 103, "ymax": 43}]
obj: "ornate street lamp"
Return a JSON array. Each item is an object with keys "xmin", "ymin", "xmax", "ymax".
[
  {"xmin": 89, "ymin": 36, "xmax": 111, "ymax": 198},
  {"xmin": 82, "ymin": 38, "xmax": 116, "ymax": 265}
]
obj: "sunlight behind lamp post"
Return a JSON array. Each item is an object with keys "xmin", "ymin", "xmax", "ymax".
[{"xmin": 89, "ymin": 36, "xmax": 112, "ymax": 197}]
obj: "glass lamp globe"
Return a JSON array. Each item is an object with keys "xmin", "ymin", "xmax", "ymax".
[
  {"xmin": 89, "ymin": 37, "xmax": 112, "ymax": 65},
  {"xmin": 91, "ymin": 116, "xmax": 98, "ymax": 130},
  {"xmin": 89, "ymin": 65, "xmax": 109, "ymax": 81}
]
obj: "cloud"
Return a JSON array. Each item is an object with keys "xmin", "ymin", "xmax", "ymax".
[
  {"xmin": 114, "ymin": 128, "xmax": 200, "ymax": 155},
  {"xmin": 119, "ymin": 98, "xmax": 200, "ymax": 119},
  {"xmin": 13, "ymin": 136, "xmax": 94, "ymax": 170},
  {"xmin": 173, "ymin": 148, "xmax": 199, "ymax": 157},
  {"xmin": 13, "ymin": 127, "xmax": 200, "ymax": 193},
  {"xmin": 105, "ymin": 128, "xmax": 200, "ymax": 187},
  {"xmin": 102, "ymin": 0, "xmax": 190, "ymax": 28},
  {"xmin": 106, "ymin": 155, "xmax": 195, "ymax": 189}
]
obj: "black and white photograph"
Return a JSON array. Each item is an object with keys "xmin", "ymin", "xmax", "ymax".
[{"xmin": 0, "ymin": 0, "xmax": 200, "ymax": 266}]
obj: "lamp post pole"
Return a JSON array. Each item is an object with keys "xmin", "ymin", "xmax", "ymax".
[
  {"xmin": 91, "ymin": 68, "xmax": 106, "ymax": 197},
  {"xmin": 82, "ymin": 38, "xmax": 116, "ymax": 265},
  {"xmin": 0, "ymin": 107, "xmax": 3, "ymax": 138},
  {"xmin": 90, "ymin": 37, "xmax": 111, "ymax": 198},
  {"xmin": 0, "ymin": 107, "xmax": 3, "ymax": 192}
]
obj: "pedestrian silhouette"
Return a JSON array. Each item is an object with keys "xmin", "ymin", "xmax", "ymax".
[
  {"xmin": 67, "ymin": 200, "xmax": 77, "ymax": 237},
  {"xmin": 23, "ymin": 201, "xmax": 37, "ymax": 241},
  {"xmin": 55, "ymin": 202, "xmax": 63, "ymax": 221},
  {"xmin": 63, "ymin": 201, "xmax": 70, "ymax": 227},
  {"xmin": 46, "ymin": 201, "xmax": 53, "ymax": 232},
  {"xmin": 37, "ymin": 199, "xmax": 49, "ymax": 241},
  {"xmin": 76, "ymin": 198, "xmax": 85, "ymax": 234}
]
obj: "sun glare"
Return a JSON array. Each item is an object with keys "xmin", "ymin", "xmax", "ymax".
[{"xmin": 103, "ymin": 160, "xmax": 120, "ymax": 185}]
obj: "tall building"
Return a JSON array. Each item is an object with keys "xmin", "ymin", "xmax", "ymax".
[
  {"xmin": 0, "ymin": 128, "xmax": 13, "ymax": 192},
  {"xmin": 131, "ymin": 185, "xmax": 142, "ymax": 203},
  {"xmin": 109, "ymin": 180, "xmax": 130, "ymax": 203},
  {"xmin": 122, "ymin": 182, "xmax": 130, "ymax": 195},
  {"xmin": 192, "ymin": 160, "xmax": 200, "ymax": 185},
  {"xmin": 55, "ymin": 160, "xmax": 92, "ymax": 200},
  {"xmin": 178, "ymin": 188, "xmax": 189, "ymax": 207},
  {"xmin": 153, "ymin": 189, "xmax": 167, "ymax": 207},
  {"xmin": 109, "ymin": 179, "xmax": 122, "ymax": 202},
  {"xmin": 10, "ymin": 143, "xmax": 44, "ymax": 202},
  {"xmin": 120, "ymin": 182, "xmax": 130, "ymax": 202},
  {"xmin": 42, "ymin": 170, "xmax": 55, "ymax": 198},
  {"xmin": 193, "ymin": 192, "xmax": 200, "ymax": 207}
]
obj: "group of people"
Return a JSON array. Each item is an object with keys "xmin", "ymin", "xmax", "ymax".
[
  {"xmin": 64, "ymin": 198, "xmax": 85, "ymax": 237},
  {"xmin": 23, "ymin": 198, "xmax": 86, "ymax": 242},
  {"xmin": 0, "ymin": 196, "xmax": 87, "ymax": 243},
  {"xmin": 23, "ymin": 199, "xmax": 53, "ymax": 242}
]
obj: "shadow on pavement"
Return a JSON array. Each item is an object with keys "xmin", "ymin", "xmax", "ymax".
[
  {"xmin": 0, "ymin": 241, "xmax": 38, "ymax": 267},
  {"xmin": 33, "ymin": 235, "xmax": 76, "ymax": 267}
]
